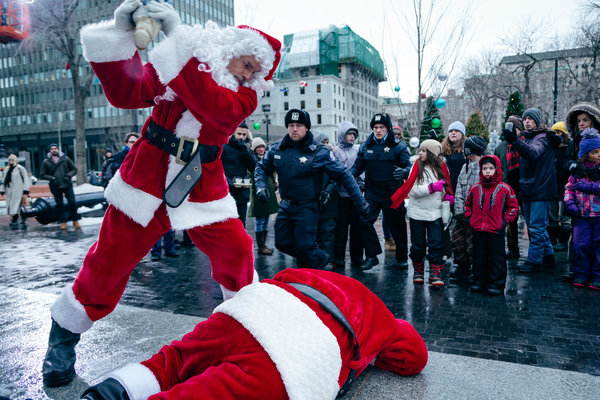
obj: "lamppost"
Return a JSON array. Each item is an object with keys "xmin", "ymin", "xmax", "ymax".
[{"xmin": 262, "ymin": 104, "xmax": 271, "ymax": 144}]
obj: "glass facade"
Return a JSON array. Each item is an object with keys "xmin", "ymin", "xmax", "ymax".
[{"xmin": 0, "ymin": 0, "xmax": 234, "ymax": 173}]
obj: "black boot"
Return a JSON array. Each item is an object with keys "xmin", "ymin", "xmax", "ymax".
[
  {"xmin": 42, "ymin": 319, "xmax": 81, "ymax": 387},
  {"xmin": 81, "ymin": 378, "xmax": 130, "ymax": 400},
  {"xmin": 360, "ymin": 257, "xmax": 379, "ymax": 271},
  {"xmin": 450, "ymin": 263, "xmax": 470, "ymax": 280}
]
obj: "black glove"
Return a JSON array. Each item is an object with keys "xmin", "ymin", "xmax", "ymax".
[
  {"xmin": 586, "ymin": 165, "xmax": 600, "ymax": 181},
  {"xmin": 503, "ymin": 128, "xmax": 518, "ymax": 144},
  {"xmin": 256, "ymin": 187, "xmax": 270, "ymax": 203},
  {"xmin": 393, "ymin": 167, "xmax": 406, "ymax": 181},
  {"xmin": 547, "ymin": 132, "xmax": 562, "ymax": 148},
  {"xmin": 23, "ymin": 190, "xmax": 29, "ymax": 195},
  {"xmin": 320, "ymin": 190, "xmax": 332, "ymax": 207},
  {"xmin": 358, "ymin": 202, "xmax": 370, "ymax": 218},
  {"xmin": 454, "ymin": 213, "xmax": 466, "ymax": 224},
  {"xmin": 570, "ymin": 163, "xmax": 585, "ymax": 179}
]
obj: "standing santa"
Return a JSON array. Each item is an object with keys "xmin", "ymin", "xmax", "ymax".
[{"xmin": 42, "ymin": 0, "xmax": 281, "ymax": 388}]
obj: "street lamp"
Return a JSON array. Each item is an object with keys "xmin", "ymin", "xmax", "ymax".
[{"xmin": 262, "ymin": 104, "xmax": 271, "ymax": 144}]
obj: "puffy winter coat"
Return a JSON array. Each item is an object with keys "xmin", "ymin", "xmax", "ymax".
[
  {"xmin": 564, "ymin": 173, "xmax": 600, "ymax": 218},
  {"xmin": 221, "ymin": 135, "xmax": 256, "ymax": 204},
  {"xmin": 40, "ymin": 153, "xmax": 77, "ymax": 190},
  {"xmin": 454, "ymin": 158, "xmax": 480, "ymax": 215},
  {"xmin": 464, "ymin": 155, "xmax": 519, "ymax": 234},
  {"xmin": 406, "ymin": 164, "xmax": 444, "ymax": 222},
  {"xmin": 0, "ymin": 163, "xmax": 30, "ymax": 215}
]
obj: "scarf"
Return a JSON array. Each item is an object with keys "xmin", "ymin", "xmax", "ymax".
[
  {"xmin": 391, "ymin": 161, "xmax": 453, "ymax": 209},
  {"xmin": 506, "ymin": 144, "xmax": 520, "ymax": 171},
  {"xmin": 3, "ymin": 165, "xmax": 15, "ymax": 187}
]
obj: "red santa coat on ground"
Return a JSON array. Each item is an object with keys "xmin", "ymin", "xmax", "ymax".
[
  {"xmin": 49, "ymin": 20, "xmax": 282, "ymax": 335},
  {"xmin": 102, "ymin": 269, "xmax": 428, "ymax": 400}
]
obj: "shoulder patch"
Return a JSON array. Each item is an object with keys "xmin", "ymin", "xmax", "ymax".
[{"xmin": 330, "ymin": 151, "xmax": 336, "ymax": 161}]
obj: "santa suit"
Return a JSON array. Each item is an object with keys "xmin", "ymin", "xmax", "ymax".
[
  {"xmin": 101, "ymin": 269, "xmax": 428, "ymax": 400},
  {"xmin": 50, "ymin": 20, "xmax": 281, "ymax": 334}
]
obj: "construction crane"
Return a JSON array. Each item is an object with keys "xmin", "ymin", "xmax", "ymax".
[{"xmin": 0, "ymin": 0, "xmax": 30, "ymax": 44}]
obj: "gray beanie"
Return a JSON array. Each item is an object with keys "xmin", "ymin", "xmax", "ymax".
[
  {"xmin": 522, "ymin": 108, "xmax": 542, "ymax": 126},
  {"xmin": 447, "ymin": 121, "xmax": 466, "ymax": 135}
]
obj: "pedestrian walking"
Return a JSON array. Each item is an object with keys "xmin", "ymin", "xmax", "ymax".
[
  {"xmin": 248, "ymin": 137, "xmax": 278, "ymax": 255},
  {"xmin": 450, "ymin": 136, "xmax": 487, "ymax": 281},
  {"xmin": 351, "ymin": 113, "xmax": 411, "ymax": 270},
  {"xmin": 100, "ymin": 147, "xmax": 114, "ymax": 188},
  {"xmin": 391, "ymin": 139, "xmax": 454, "ymax": 287},
  {"xmin": 42, "ymin": 0, "xmax": 282, "ymax": 388},
  {"xmin": 40, "ymin": 144, "xmax": 80, "ymax": 230},
  {"xmin": 254, "ymin": 109, "xmax": 369, "ymax": 268},
  {"xmin": 464, "ymin": 155, "xmax": 519, "ymax": 295},
  {"xmin": 332, "ymin": 121, "xmax": 365, "ymax": 268},
  {"xmin": 0, "ymin": 154, "xmax": 30, "ymax": 227},
  {"xmin": 81, "ymin": 268, "xmax": 428, "ymax": 400},
  {"xmin": 564, "ymin": 128, "xmax": 600, "ymax": 291}
]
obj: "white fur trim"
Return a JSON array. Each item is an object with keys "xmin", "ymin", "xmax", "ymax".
[
  {"xmin": 107, "ymin": 363, "xmax": 161, "ymax": 400},
  {"xmin": 220, "ymin": 269, "xmax": 259, "ymax": 300},
  {"xmin": 215, "ymin": 283, "xmax": 342, "ymax": 400},
  {"xmin": 167, "ymin": 194, "xmax": 238, "ymax": 230},
  {"xmin": 50, "ymin": 285, "xmax": 94, "ymax": 334},
  {"xmin": 150, "ymin": 22, "xmax": 275, "ymax": 93},
  {"xmin": 105, "ymin": 171, "xmax": 163, "ymax": 228},
  {"xmin": 80, "ymin": 20, "xmax": 137, "ymax": 63}
]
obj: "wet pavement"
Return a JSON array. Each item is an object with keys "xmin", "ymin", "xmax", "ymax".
[{"xmin": 1, "ymin": 212, "xmax": 600, "ymax": 398}]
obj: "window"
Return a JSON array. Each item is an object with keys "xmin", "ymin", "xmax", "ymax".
[
  {"xmin": 317, "ymin": 99, "xmax": 321, "ymax": 108},
  {"xmin": 318, "ymin": 114, "xmax": 322, "ymax": 124},
  {"xmin": 284, "ymin": 101, "xmax": 289, "ymax": 110},
  {"xmin": 301, "ymin": 100, "xmax": 305, "ymax": 109},
  {"xmin": 334, "ymin": 99, "xmax": 337, "ymax": 108},
  {"xmin": 300, "ymin": 87, "xmax": 305, "ymax": 95},
  {"xmin": 284, "ymin": 90, "xmax": 288, "ymax": 96},
  {"xmin": 317, "ymin": 84, "xmax": 321, "ymax": 93}
]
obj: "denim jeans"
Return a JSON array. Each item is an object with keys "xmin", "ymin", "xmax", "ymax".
[
  {"xmin": 522, "ymin": 200, "xmax": 554, "ymax": 264},
  {"xmin": 255, "ymin": 216, "xmax": 269, "ymax": 232}
]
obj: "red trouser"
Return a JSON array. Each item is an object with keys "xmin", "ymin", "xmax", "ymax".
[{"xmin": 72, "ymin": 205, "xmax": 254, "ymax": 322}]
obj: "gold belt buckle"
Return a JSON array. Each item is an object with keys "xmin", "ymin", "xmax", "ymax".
[{"xmin": 176, "ymin": 136, "xmax": 199, "ymax": 165}]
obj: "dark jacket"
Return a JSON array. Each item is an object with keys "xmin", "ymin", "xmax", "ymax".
[
  {"xmin": 249, "ymin": 153, "xmax": 279, "ymax": 218},
  {"xmin": 110, "ymin": 147, "xmax": 130, "ymax": 176},
  {"xmin": 351, "ymin": 132, "xmax": 411, "ymax": 193},
  {"xmin": 443, "ymin": 152, "xmax": 466, "ymax": 194},
  {"xmin": 510, "ymin": 127, "xmax": 557, "ymax": 201},
  {"xmin": 464, "ymin": 155, "xmax": 519, "ymax": 234},
  {"xmin": 255, "ymin": 131, "xmax": 366, "ymax": 208},
  {"xmin": 40, "ymin": 153, "xmax": 77, "ymax": 190},
  {"xmin": 221, "ymin": 135, "xmax": 256, "ymax": 204},
  {"xmin": 101, "ymin": 158, "xmax": 115, "ymax": 187}
]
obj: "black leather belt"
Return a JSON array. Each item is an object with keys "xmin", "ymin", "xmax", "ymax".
[
  {"xmin": 287, "ymin": 282, "xmax": 360, "ymax": 398},
  {"xmin": 146, "ymin": 121, "xmax": 220, "ymax": 208}
]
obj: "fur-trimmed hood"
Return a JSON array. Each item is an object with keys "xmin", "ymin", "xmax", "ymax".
[{"xmin": 566, "ymin": 102, "xmax": 600, "ymax": 138}]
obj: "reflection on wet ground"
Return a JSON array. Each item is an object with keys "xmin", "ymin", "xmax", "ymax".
[{"xmin": 0, "ymin": 215, "xmax": 598, "ymax": 375}]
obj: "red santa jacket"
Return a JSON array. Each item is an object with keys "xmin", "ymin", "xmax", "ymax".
[
  {"xmin": 80, "ymin": 21, "xmax": 279, "ymax": 229},
  {"xmin": 464, "ymin": 155, "xmax": 519, "ymax": 234}
]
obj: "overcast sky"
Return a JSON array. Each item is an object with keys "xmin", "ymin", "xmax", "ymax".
[{"xmin": 235, "ymin": 0, "xmax": 584, "ymax": 101}]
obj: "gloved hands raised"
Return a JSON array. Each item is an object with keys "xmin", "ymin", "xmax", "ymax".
[
  {"xmin": 256, "ymin": 187, "xmax": 270, "ymax": 203},
  {"xmin": 443, "ymin": 194, "xmax": 455, "ymax": 206},
  {"xmin": 573, "ymin": 180, "xmax": 600, "ymax": 194},
  {"xmin": 358, "ymin": 202, "xmax": 370, "ymax": 219},
  {"xmin": 115, "ymin": 0, "xmax": 142, "ymax": 31},
  {"xmin": 429, "ymin": 179, "xmax": 446, "ymax": 193},
  {"xmin": 503, "ymin": 128, "xmax": 518, "ymax": 144},
  {"xmin": 147, "ymin": 0, "xmax": 181, "ymax": 36},
  {"xmin": 393, "ymin": 167, "xmax": 406, "ymax": 181}
]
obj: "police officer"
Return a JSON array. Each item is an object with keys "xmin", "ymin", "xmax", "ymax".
[
  {"xmin": 351, "ymin": 113, "xmax": 411, "ymax": 270},
  {"xmin": 255, "ymin": 109, "xmax": 369, "ymax": 268}
]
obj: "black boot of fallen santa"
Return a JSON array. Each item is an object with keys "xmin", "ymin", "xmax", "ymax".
[
  {"xmin": 81, "ymin": 378, "xmax": 130, "ymax": 400},
  {"xmin": 42, "ymin": 319, "xmax": 81, "ymax": 387}
]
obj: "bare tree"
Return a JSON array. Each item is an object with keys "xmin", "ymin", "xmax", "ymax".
[
  {"xmin": 386, "ymin": 0, "xmax": 477, "ymax": 136},
  {"xmin": 22, "ymin": 0, "xmax": 108, "ymax": 184}
]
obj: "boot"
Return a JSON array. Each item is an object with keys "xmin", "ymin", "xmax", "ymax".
[
  {"xmin": 42, "ymin": 319, "xmax": 81, "ymax": 387},
  {"xmin": 413, "ymin": 262, "xmax": 424, "ymax": 284},
  {"xmin": 73, "ymin": 220, "xmax": 81, "ymax": 230},
  {"xmin": 517, "ymin": 260, "xmax": 543, "ymax": 273},
  {"xmin": 81, "ymin": 377, "xmax": 130, "ymax": 400},
  {"xmin": 256, "ymin": 231, "xmax": 273, "ymax": 255},
  {"xmin": 9, "ymin": 214, "xmax": 18, "ymax": 227},
  {"xmin": 60, "ymin": 222, "xmax": 67, "ymax": 230},
  {"xmin": 450, "ymin": 263, "xmax": 470, "ymax": 280},
  {"xmin": 360, "ymin": 257, "xmax": 379, "ymax": 271},
  {"xmin": 429, "ymin": 264, "xmax": 444, "ymax": 287}
]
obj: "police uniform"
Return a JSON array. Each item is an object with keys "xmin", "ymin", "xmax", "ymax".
[
  {"xmin": 351, "ymin": 114, "xmax": 411, "ymax": 269},
  {"xmin": 255, "ymin": 110, "xmax": 367, "ymax": 268}
]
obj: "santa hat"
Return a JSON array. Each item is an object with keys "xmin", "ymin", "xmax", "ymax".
[{"xmin": 236, "ymin": 25, "xmax": 281, "ymax": 82}]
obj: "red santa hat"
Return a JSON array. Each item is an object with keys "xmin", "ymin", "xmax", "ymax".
[{"xmin": 236, "ymin": 25, "xmax": 281, "ymax": 82}]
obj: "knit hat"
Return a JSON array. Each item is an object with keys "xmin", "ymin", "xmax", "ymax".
[
  {"xmin": 551, "ymin": 121, "xmax": 567, "ymax": 135},
  {"xmin": 578, "ymin": 128, "xmax": 600, "ymax": 158},
  {"xmin": 370, "ymin": 113, "xmax": 392, "ymax": 131},
  {"xmin": 239, "ymin": 120, "xmax": 249, "ymax": 129},
  {"xmin": 105, "ymin": 147, "xmax": 113, "ymax": 154},
  {"xmin": 419, "ymin": 139, "xmax": 442, "ymax": 157},
  {"xmin": 251, "ymin": 137, "xmax": 266, "ymax": 151},
  {"xmin": 447, "ymin": 121, "xmax": 466, "ymax": 135},
  {"xmin": 464, "ymin": 136, "xmax": 487, "ymax": 157},
  {"xmin": 507, "ymin": 116, "xmax": 524, "ymax": 132},
  {"xmin": 285, "ymin": 109, "xmax": 311, "ymax": 130},
  {"xmin": 48, "ymin": 143, "xmax": 59, "ymax": 150},
  {"xmin": 522, "ymin": 108, "xmax": 542, "ymax": 127}
]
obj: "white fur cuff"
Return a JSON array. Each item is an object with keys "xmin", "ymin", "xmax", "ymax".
[
  {"xmin": 81, "ymin": 20, "xmax": 137, "ymax": 63},
  {"xmin": 149, "ymin": 24, "xmax": 195, "ymax": 85},
  {"xmin": 215, "ymin": 283, "xmax": 342, "ymax": 400},
  {"xmin": 50, "ymin": 285, "xmax": 94, "ymax": 334},
  {"xmin": 107, "ymin": 363, "xmax": 161, "ymax": 400}
]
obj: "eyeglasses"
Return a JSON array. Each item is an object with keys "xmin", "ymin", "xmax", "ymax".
[{"xmin": 127, "ymin": 140, "xmax": 137, "ymax": 144}]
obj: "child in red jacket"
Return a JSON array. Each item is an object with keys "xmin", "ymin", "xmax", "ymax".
[{"xmin": 465, "ymin": 155, "xmax": 519, "ymax": 295}]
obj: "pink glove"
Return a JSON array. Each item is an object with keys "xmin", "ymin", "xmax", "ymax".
[
  {"xmin": 429, "ymin": 179, "xmax": 446, "ymax": 193},
  {"xmin": 443, "ymin": 194, "xmax": 454, "ymax": 206}
]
